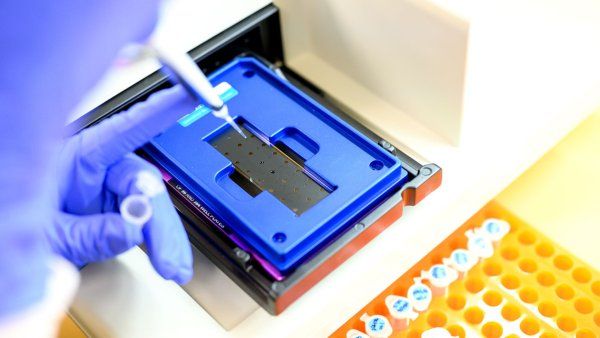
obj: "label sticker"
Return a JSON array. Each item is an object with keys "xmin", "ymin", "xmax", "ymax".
[
  {"xmin": 386, "ymin": 295, "xmax": 418, "ymax": 321},
  {"xmin": 431, "ymin": 265, "xmax": 448, "ymax": 279},
  {"xmin": 452, "ymin": 250, "xmax": 470, "ymax": 265},
  {"xmin": 426, "ymin": 264, "xmax": 458, "ymax": 287},
  {"xmin": 178, "ymin": 82, "xmax": 238, "ymax": 127},
  {"xmin": 368, "ymin": 317, "xmax": 386, "ymax": 332},
  {"xmin": 482, "ymin": 218, "xmax": 510, "ymax": 241},
  {"xmin": 447, "ymin": 249, "xmax": 477, "ymax": 272},
  {"xmin": 360, "ymin": 314, "xmax": 392, "ymax": 337},
  {"xmin": 485, "ymin": 221, "xmax": 500, "ymax": 234},
  {"xmin": 393, "ymin": 298, "xmax": 410, "ymax": 313},
  {"xmin": 411, "ymin": 285, "xmax": 430, "ymax": 301},
  {"xmin": 408, "ymin": 281, "xmax": 433, "ymax": 312}
]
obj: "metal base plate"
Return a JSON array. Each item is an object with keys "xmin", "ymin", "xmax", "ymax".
[{"xmin": 210, "ymin": 123, "xmax": 330, "ymax": 215}]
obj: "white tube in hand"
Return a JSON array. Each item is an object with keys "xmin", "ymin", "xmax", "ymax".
[{"xmin": 120, "ymin": 194, "xmax": 152, "ymax": 227}]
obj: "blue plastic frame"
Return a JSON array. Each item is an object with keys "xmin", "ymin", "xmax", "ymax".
[{"xmin": 146, "ymin": 57, "xmax": 409, "ymax": 272}]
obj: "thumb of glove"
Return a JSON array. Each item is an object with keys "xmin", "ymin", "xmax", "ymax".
[{"xmin": 47, "ymin": 212, "xmax": 144, "ymax": 268}]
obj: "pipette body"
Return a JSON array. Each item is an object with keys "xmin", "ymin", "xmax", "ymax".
[{"xmin": 148, "ymin": 41, "xmax": 246, "ymax": 138}]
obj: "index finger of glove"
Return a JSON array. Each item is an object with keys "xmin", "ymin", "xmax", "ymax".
[
  {"xmin": 79, "ymin": 85, "xmax": 196, "ymax": 167},
  {"xmin": 105, "ymin": 154, "xmax": 165, "ymax": 199},
  {"xmin": 105, "ymin": 154, "xmax": 193, "ymax": 284}
]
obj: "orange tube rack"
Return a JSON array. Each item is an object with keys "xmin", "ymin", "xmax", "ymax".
[{"xmin": 331, "ymin": 201, "xmax": 600, "ymax": 338}]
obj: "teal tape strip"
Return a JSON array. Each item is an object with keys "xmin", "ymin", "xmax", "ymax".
[{"xmin": 178, "ymin": 82, "xmax": 239, "ymax": 127}]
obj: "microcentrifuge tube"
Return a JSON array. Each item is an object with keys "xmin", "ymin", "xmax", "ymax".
[
  {"xmin": 466, "ymin": 229, "xmax": 494, "ymax": 259},
  {"xmin": 407, "ymin": 279, "xmax": 433, "ymax": 312},
  {"xmin": 443, "ymin": 248, "xmax": 478, "ymax": 278},
  {"xmin": 120, "ymin": 194, "xmax": 152, "ymax": 227},
  {"xmin": 119, "ymin": 171, "xmax": 165, "ymax": 227},
  {"xmin": 359, "ymin": 313, "xmax": 393, "ymax": 338},
  {"xmin": 385, "ymin": 295, "xmax": 418, "ymax": 330},
  {"xmin": 421, "ymin": 264, "xmax": 459, "ymax": 296},
  {"xmin": 346, "ymin": 329, "xmax": 369, "ymax": 338}
]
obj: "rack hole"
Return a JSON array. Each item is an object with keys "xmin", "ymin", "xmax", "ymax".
[
  {"xmin": 501, "ymin": 274, "xmax": 520, "ymax": 290},
  {"xmin": 518, "ymin": 230, "xmax": 536, "ymax": 245},
  {"xmin": 427, "ymin": 310, "xmax": 447, "ymax": 327},
  {"xmin": 576, "ymin": 329, "xmax": 596, "ymax": 338},
  {"xmin": 520, "ymin": 317, "xmax": 540, "ymax": 336},
  {"xmin": 556, "ymin": 284, "xmax": 575, "ymax": 300},
  {"xmin": 574, "ymin": 298, "xmax": 593, "ymax": 314},
  {"xmin": 519, "ymin": 258, "xmax": 538, "ymax": 273},
  {"xmin": 519, "ymin": 287, "xmax": 539, "ymax": 304},
  {"xmin": 572, "ymin": 267, "xmax": 592, "ymax": 283},
  {"xmin": 464, "ymin": 306, "xmax": 484, "ymax": 324},
  {"xmin": 538, "ymin": 301, "xmax": 557, "ymax": 317},
  {"xmin": 465, "ymin": 277, "xmax": 484, "ymax": 293},
  {"xmin": 483, "ymin": 290, "xmax": 503, "ymax": 307},
  {"xmin": 536, "ymin": 271, "xmax": 556, "ymax": 287},
  {"xmin": 481, "ymin": 322, "xmax": 503, "ymax": 338},
  {"xmin": 447, "ymin": 325, "xmax": 465, "ymax": 338},
  {"xmin": 592, "ymin": 281, "xmax": 600, "ymax": 297},
  {"xmin": 502, "ymin": 303, "xmax": 521, "ymax": 321},
  {"xmin": 406, "ymin": 330, "xmax": 421, "ymax": 338},
  {"xmin": 483, "ymin": 260, "xmax": 502, "ymax": 276},
  {"xmin": 501, "ymin": 246, "xmax": 519, "ymax": 260},
  {"xmin": 557, "ymin": 315, "xmax": 577, "ymax": 332},
  {"xmin": 536, "ymin": 242, "xmax": 555, "ymax": 257},
  {"xmin": 446, "ymin": 294, "xmax": 466, "ymax": 310},
  {"xmin": 554, "ymin": 255, "xmax": 573, "ymax": 270}
]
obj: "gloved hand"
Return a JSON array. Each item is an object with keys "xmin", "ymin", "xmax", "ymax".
[
  {"xmin": 0, "ymin": 0, "xmax": 161, "ymax": 320},
  {"xmin": 48, "ymin": 86, "xmax": 197, "ymax": 284}
]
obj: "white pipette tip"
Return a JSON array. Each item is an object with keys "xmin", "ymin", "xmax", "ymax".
[
  {"xmin": 212, "ymin": 105, "xmax": 247, "ymax": 139},
  {"xmin": 227, "ymin": 118, "xmax": 247, "ymax": 139}
]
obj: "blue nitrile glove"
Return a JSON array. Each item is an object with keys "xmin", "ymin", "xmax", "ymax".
[
  {"xmin": 0, "ymin": 0, "xmax": 160, "ymax": 319},
  {"xmin": 47, "ymin": 86, "xmax": 197, "ymax": 284}
]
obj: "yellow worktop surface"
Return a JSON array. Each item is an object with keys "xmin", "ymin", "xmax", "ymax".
[{"xmin": 497, "ymin": 111, "xmax": 600, "ymax": 270}]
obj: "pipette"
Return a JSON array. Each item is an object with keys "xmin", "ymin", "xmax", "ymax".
[{"xmin": 148, "ymin": 41, "xmax": 246, "ymax": 138}]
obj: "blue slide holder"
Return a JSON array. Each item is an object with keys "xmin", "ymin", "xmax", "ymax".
[{"xmin": 145, "ymin": 57, "xmax": 409, "ymax": 273}]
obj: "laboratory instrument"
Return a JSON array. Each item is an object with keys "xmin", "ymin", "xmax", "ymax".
[{"xmin": 70, "ymin": 4, "xmax": 441, "ymax": 318}]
